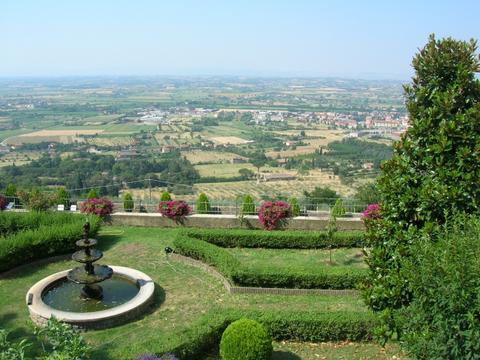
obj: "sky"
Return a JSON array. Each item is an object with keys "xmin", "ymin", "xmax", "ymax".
[{"xmin": 1, "ymin": 0, "xmax": 479, "ymax": 79}]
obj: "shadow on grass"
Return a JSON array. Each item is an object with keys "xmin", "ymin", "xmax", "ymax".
[
  {"xmin": 96, "ymin": 233, "xmax": 122, "ymax": 252},
  {"xmin": 272, "ymin": 350, "xmax": 302, "ymax": 360}
]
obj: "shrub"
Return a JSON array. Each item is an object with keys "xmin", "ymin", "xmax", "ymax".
[
  {"xmin": 158, "ymin": 200, "xmax": 191, "ymax": 219},
  {"xmin": 0, "ymin": 196, "xmax": 6, "ymax": 211},
  {"xmin": 258, "ymin": 201, "xmax": 292, "ymax": 230},
  {"xmin": 220, "ymin": 319, "xmax": 272, "ymax": 360},
  {"xmin": 0, "ymin": 214, "xmax": 100, "ymax": 273},
  {"xmin": 178, "ymin": 228, "xmax": 365, "ymax": 249},
  {"xmin": 56, "ymin": 187, "xmax": 70, "ymax": 208},
  {"xmin": 18, "ymin": 187, "xmax": 55, "ymax": 211},
  {"xmin": 363, "ymin": 36, "xmax": 480, "ymax": 329},
  {"xmin": 87, "ymin": 189, "xmax": 100, "ymax": 199},
  {"xmin": 196, "ymin": 193, "xmax": 211, "ymax": 214},
  {"xmin": 35, "ymin": 317, "xmax": 90, "ymax": 360},
  {"xmin": 288, "ymin": 197, "xmax": 300, "ymax": 217},
  {"xmin": 80, "ymin": 197, "xmax": 114, "ymax": 217},
  {"xmin": 240, "ymin": 195, "xmax": 256, "ymax": 215},
  {"xmin": 0, "ymin": 211, "xmax": 91, "ymax": 237},
  {"xmin": 400, "ymin": 215, "xmax": 480, "ymax": 359},
  {"xmin": 123, "ymin": 192, "xmax": 134, "ymax": 212},
  {"xmin": 331, "ymin": 198, "xmax": 346, "ymax": 217},
  {"xmin": 0, "ymin": 329, "xmax": 30, "ymax": 360},
  {"xmin": 160, "ymin": 191, "xmax": 172, "ymax": 201},
  {"xmin": 4, "ymin": 183, "xmax": 16, "ymax": 198},
  {"xmin": 173, "ymin": 236, "xmax": 365, "ymax": 289}
]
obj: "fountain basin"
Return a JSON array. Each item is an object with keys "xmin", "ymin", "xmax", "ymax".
[{"xmin": 26, "ymin": 266, "xmax": 155, "ymax": 329}]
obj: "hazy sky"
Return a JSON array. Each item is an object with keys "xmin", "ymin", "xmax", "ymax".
[{"xmin": 1, "ymin": 0, "xmax": 479, "ymax": 79}]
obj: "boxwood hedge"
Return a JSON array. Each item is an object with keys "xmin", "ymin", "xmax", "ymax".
[
  {"xmin": 0, "ymin": 211, "xmax": 86, "ymax": 238},
  {"xmin": 165, "ymin": 308, "xmax": 378, "ymax": 360},
  {"xmin": 173, "ymin": 236, "xmax": 366, "ymax": 289},
  {"xmin": 178, "ymin": 228, "xmax": 365, "ymax": 249},
  {"xmin": 0, "ymin": 214, "xmax": 100, "ymax": 273}
]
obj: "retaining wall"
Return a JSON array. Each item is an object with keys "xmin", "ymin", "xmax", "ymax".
[{"xmin": 110, "ymin": 213, "xmax": 365, "ymax": 231}]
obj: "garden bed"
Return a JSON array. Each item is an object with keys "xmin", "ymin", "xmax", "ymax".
[{"xmin": 0, "ymin": 226, "xmax": 381, "ymax": 360}]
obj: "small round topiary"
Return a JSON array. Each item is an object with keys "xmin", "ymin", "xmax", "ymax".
[{"xmin": 220, "ymin": 318, "xmax": 272, "ymax": 360}]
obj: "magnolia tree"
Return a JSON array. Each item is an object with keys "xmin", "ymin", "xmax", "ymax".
[{"xmin": 362, "ymin": 35, "xmax": 480, "ymax": 341}]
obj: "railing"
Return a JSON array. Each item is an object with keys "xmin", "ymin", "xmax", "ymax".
[{"xmin": 1, "ymin": 195, "xmax": 368, "ymax": 217}]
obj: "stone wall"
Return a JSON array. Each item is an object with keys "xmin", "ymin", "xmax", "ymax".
[{"xmin": 110, "ymin": 213, "xmax": 365, "ymax": 231}]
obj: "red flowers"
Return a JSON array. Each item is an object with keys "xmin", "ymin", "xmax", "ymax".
[
  {"xmin": 158, "ymin": 200, "xmax": 191, "ymax": 219},
  {"xmin": 80, "ymin": 197, "xmax": 114, "ymax": 217},
  {"xmin": 0, "ymin": 195, "xmax": 6, "ymax": 211},
  {"xmin": 258, "ymin": 201, "xmax": 292, "ymax": 230}
]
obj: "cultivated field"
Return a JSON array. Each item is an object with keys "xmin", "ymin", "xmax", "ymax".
[
  {"xmin": 182, "ymin": 151, "xmax": 248, "ymax": 164},
  {"xmin": 209, "ymin": 136, "xmax": 251, "ymax": 145}
]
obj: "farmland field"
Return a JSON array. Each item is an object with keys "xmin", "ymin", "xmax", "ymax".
[{"xmin": 182, "ymin": 150, "xmax": 248, "ymax": 164}]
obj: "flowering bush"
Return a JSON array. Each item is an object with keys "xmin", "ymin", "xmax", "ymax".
[
  {"xmin": 158, "ymin": 200, "xmax": 191, "ymax": 219},
  {"xmin": 80, "ymin": 197, "xmax": 114, "ymax": 217},
  {"xmin": 0, "ymin": 195, "xmax": 6, "ymax": 211},
  {"xmin": 258, "ymin": 201, "xmax": 292, "ymax": 230},
  {"xmin": 362, "ymin": 203, "xmax": 381, "ymax": 221}
]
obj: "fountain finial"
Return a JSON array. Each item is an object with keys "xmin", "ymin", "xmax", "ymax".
[{"xmin": 83, "ymin": 222, "xmax": 90, "ymax": 243}]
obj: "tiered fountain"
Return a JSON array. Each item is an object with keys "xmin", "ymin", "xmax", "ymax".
[
  {"xmin": 26, "ymin": 221, "xmax": 155, "ymax": 329},
  {"xmin": 68, "ymin": 222, "xmax": 113, "ymax": 299}
]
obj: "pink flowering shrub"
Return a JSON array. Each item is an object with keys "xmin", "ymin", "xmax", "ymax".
[
  {"xmin": 362, "ymin": 203, "xmax": 381, "ymax": 221},
  {"xmin": 258, "ymin": 201, "xmax": 292, "ymax": 230},
  {"xmin": 158, "ymin": 200, "xmax": 191, "ymax": 219},
  {"xmin": 80, "ymin": 197, "xmax": 114, "ymax": 217},
  {"xmin": 0, "ymin": 195, "xmax": 6, "ymax": 211}
]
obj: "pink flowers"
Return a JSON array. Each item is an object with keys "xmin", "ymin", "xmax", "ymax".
[
  {"xmin": 258, "ymin": 201, "xmax": 292, "ymax": 230},
  {"xmin": 80, "ymin": 197, "xmax": 114, "ymax": 217},
  {"xmin": 158, "ymin": 200, "xmax": 191, "ymax": 219},
  {"xmin": 362, "ymin": 203, "xmax": 381, "ymax": 221}
]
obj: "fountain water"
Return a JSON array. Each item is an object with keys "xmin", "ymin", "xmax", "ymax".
[{"xmin": 27, "ymin": 221, "xmax": 155, "ymax": 329}]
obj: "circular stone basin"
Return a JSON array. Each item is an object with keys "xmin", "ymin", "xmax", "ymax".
[
  {"xmin": 27, "ymin": 266, "xmax": 155, "ymax": 330},
  {"xmin": 42, "ymin": 275, "xmax": 139, "ymax": 312}
]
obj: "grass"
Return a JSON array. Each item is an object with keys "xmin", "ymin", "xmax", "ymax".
[
  {"xmin": 227, "ymin": 248, "xmax": 367, "ymax": 274},
  {"xmin": 0, "ymin": 226, "xmax": 400, "ymax": 359}
]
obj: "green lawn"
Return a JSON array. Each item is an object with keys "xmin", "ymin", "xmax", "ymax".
[
  {"xmin": 228, "ymin": 248, "xmax": 367, "ymax": 274},
  {"xmin": 0, "ymin": 226, "xmax": 402, "ymax": 360}
]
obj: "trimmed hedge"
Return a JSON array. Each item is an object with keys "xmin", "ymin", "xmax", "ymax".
[
  {"xmin": 173, "ymin": 236, "xmax": 366, "ymax": 289},
  {"xmin": 163, "ymin": 308, "xmax": 378, "ymax": 360},
  {"xmin": 0, "ymin": 211, "xmax": 88, "ymax": 238},
  {"xmin": 0, "ymin": 214, "xmax": 100, "ymax": 273},
  {"xmin": 220, "ymin": 318, "xmax": 272, "ymax": 360},
  {"xmin": 179, "ymin": 228, "xmax": 365, "ymax": 249}
]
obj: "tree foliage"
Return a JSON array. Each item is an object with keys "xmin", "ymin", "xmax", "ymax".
[{"xmin": 362, "ymin": 35, "xmax": 480, "ymax": 336}]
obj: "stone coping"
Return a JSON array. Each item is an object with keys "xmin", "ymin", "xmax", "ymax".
[
  {"xmin": 26, "ymin": 266, "xmax": 155, "ymax": 329},
  {"xmin": 111, "ymin": 213, "xmax": 365, "ymax": 231}
]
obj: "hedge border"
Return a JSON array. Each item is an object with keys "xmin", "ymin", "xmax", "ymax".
[
  {"xmin": 160, "ymin": 308, "xmax": 379, "ymax": 360},
  {"xmin": 0, "ymin": 214, "xmax": 100, "ymax": 273},
  {"xmin": 178, "ymin": 228, "xmax": 365, "ymax": 249},
  {"xmin": 173, "ymin": 236, "xmax": 367, "ymax": 290}
]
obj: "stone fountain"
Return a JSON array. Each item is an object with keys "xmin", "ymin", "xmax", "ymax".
[
  {"xmin": 68, "ymin": 222, "xmax": 113, "ymax": 299},
  {"xmin": 26, "ymin": 221, "xmax": 155, "ymax": 329}
]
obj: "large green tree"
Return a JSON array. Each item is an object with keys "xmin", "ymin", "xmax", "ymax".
[{"xmin": 363, "ymin": 35, "xmax": 480, "ymax": 322}]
